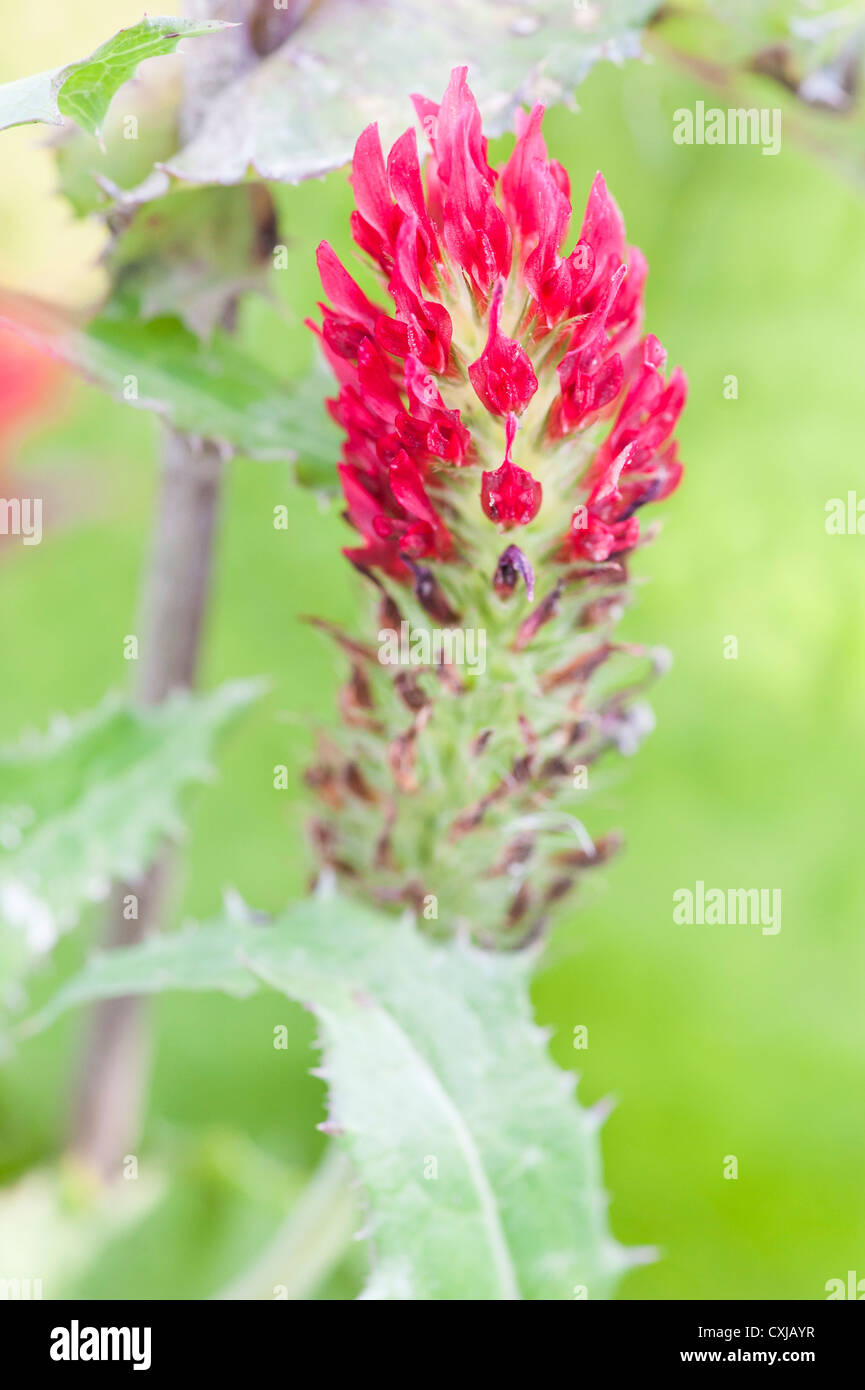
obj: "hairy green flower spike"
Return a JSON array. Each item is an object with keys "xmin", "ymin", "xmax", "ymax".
[{"xmin": 307, "ymin": 68, "xmax": 686, "ymax": 947}]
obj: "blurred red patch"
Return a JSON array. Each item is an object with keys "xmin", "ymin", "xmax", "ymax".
[{"xmin": 0, "ymin": 315, "xmax": 63, "ymax": 443}]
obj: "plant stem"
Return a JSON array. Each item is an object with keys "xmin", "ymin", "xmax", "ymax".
[
  {"xmin": 219, "ymin": 1147, "xmax": 359, "ymax": 1300},
  {"xmin": 67, "ymin": 0, "xmax": 253, "ymax": 1182},
  {"xmin": 68, "ymin": 433, "xmax": 226, "ymax": 1181}
]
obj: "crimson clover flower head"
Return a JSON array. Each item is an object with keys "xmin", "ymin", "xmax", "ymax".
[{"xmin": 311, "ymin": 65, "xmax": 686, "ymax": 599}]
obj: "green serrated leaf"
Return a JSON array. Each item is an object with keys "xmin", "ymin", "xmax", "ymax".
[
  {"xmin": 0, "ymin": 16, "xmax": 226, "ymax": 138},
  {"xmin": 0, "ymin": 294, "xmax": 341, "ymax": 476},
  {"xmin": 163, "ymin": 0, "xmax": 657, "ymax": 185},
  {"xmin": 27, "ymin": 895, "xmax": 633, "ymax": 1300},
  {"xmin": 0, "ymin": 679, "xmax": 263, "ymax": 985}
]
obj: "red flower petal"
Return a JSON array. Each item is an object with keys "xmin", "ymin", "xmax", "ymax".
[
  {"xmin": 481, "ymin": 415, "xmax": 542, "ymax": 527},
  {"xmin": 468, "ymin": 279, "xmax": 538, "ymax": 416}
]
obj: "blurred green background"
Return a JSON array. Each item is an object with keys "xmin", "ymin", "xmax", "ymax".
[{"xmin": 1, "ymin": 2, "xmax": 863, "ymax": 1300}]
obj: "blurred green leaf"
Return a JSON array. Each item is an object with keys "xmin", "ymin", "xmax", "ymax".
[
  {"xmin": 0, "ymin": 680, "xmax": 263, "ymax": 991},
  {"xmin": 0, "ymin": 294, "xmax": 341, "ymax": 475},
  {"xmin": 0, "ymin": 1164, "xmax": 165, "ymax": 1298},
  {"xmin": 108, "ymin": 185, "xmax": 278, "ymax": 339},
  {"xmin": 0, "ymin": 16, "xmax": 226, "ymax": 138},
  {"xmin": 0, "ymin": 1133, "xmax": 310, "ymax": 1300},
  {"xmin": 163, "ymin": 0, "xmax": 657, "ymax": 185},
  {"xmin": 69, "ymin": 1131, "xmax": 312, "ymax": 1300},
  {"xmin": 53, "ymin": 94, "xmax": 182, "ymax": 219},
  {"xmin": 27, "ymin": 894, "xmax": 629, "ymax": 1300}
]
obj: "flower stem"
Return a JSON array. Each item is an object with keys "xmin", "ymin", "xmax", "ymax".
[
  {"xmin": 66, "ymin": 0, "xmax": 254, "ymax": 1182},
  {"xmin": 68, "ymin": 431, "xmax": 226, "ymax": 1181}
]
